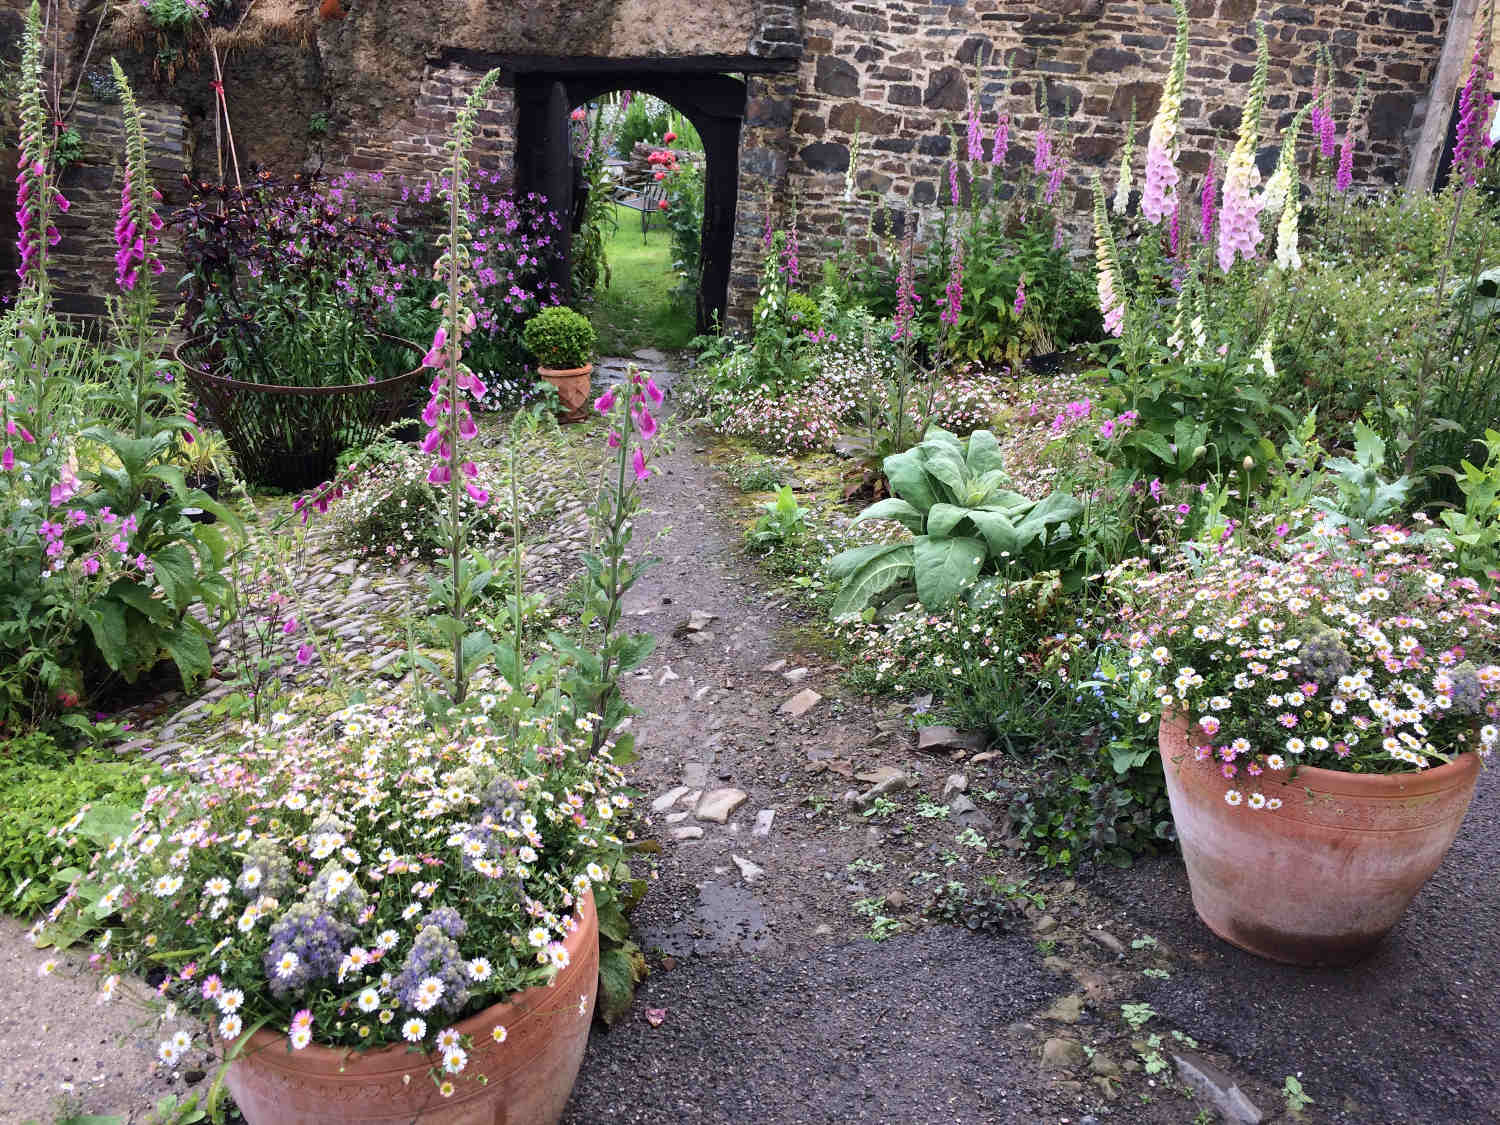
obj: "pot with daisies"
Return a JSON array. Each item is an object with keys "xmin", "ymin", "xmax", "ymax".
[
  {"xmin": 1115, "ymin": 524, "xmax": 1497, "ymax": 966},
  {"xmin": 522, "ymin": 305, "xmax": 596, "ymax": 423},
  {"xmin": 41, "ymin": 692, "xmax": 630, "ymax": 1124}
]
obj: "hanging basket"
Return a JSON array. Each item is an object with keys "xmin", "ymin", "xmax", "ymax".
[{"xmin": 176, "ymin": 336, "xmax": 427, "ymax": 491}]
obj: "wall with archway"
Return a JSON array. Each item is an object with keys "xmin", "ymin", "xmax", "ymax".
[
  {"xmin": 8, "ymin": 0, "xmax": 1490, "ymax": 327},
  {"xmin": 506, "ymin": 71, "xmax": 747, "ymax": 334}
]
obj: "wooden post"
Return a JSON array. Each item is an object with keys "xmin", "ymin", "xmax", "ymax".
[{"xmin": 1407, "ymin": 0, "xmax": 1480, "ymax": 194}]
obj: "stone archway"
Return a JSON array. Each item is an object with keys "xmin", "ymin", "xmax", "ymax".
[{"xmin": 513, "ymin": 68, "xmax": 748, "ymax": 335}]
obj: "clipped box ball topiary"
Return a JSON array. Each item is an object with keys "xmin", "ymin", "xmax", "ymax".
[{"xmin": 522, "ymin": 305, "xmax": 597, "ymax": 371}]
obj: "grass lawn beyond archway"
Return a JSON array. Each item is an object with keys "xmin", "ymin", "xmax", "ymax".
[{"xmin": 588, "ymin": 202, "xmax": 697, "ymax": 356}]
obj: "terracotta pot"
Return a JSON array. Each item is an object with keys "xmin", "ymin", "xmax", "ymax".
[
  {"xmin": 223, "ymin": 892, "xmax": 598, "ymax": 1124},
  {"xmin": 537, "ymin": 364, "xmax": 594, "ymax": 423},
  {"xmin": 1160, "ymin": 714, "xmax": 1480, "ymax": 966}
]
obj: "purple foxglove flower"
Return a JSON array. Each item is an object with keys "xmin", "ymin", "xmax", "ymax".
[
  {"xmin": 991, "ymin": 115, "xmax": 1009, "ymax": 165},
  {"xmin": 1452, "ymin": 40, "xmax": 1495, "ymax": 188},
  {"xmin": 1335, "ymin": 136, "xmax": 1355, "ymax": 193},
  {"xmin": 644, "ymin": 377, "xmax": 664, "ymax": 406},
  {"xmin": 594, "ymin": 389, "xmax": 615, "ymax": 414},
  {"xmin": 1, "ymin": 447, "xmax": 11, "ymax": 471},
  {"xmin": 632, "ymin": 447, "xmax": 650, "ymax": 481},
  {"xmin": 1044, "ymin": 157, "xmax": 1067, "ymax": 205},
  {"xmin": 428, "ymin": 464, "xmax": 451, "ymax": 485},
  {"xmin": 1033, "ymin": 126, "xmax": 1052, "ymax": 174},
  {"xmin": 1199, "ymin": 159, "xmax": 1218, "ymax": 243},
  {"xmin": 465, "ymin": 483, "xmax": 489, "ymax": 505}
]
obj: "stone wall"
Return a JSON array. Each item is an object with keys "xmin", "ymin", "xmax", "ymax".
[
  {"xmin": 3, "ymin": 0, "xmax": 1490, "ymax": 328},
  {"xmin": 752, "ymin": 0, "xmax": 1457, "ymax": 320}
]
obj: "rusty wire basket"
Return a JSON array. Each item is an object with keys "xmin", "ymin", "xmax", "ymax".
[{"xmin": 176, "ymin": 335, "xmax": 426, "ymax": 491}]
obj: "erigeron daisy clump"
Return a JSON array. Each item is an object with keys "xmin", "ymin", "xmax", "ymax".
[
  {"xmin": 1114, "ymin": 519, "xmax": 1500, "ymax": 805},
  {"xmin": 41, "ymin": 694, "xmax": 628, "ymax": 1086},
  {"xmin": 329, "ymin": 442, "xmax": 545, "ymax": 562}
]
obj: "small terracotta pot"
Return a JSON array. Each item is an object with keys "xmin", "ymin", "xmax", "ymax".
[
  {"xmin": 536, "ymin": 364, "xmax": 594, "ymax": 423},
  {"xmin": 1160, "ymin": 714, "xmax": 1480, "ymax": 966},
  {"xmin": 222, "ymin": 892, "xmax": 598, "ymax": 1124}
]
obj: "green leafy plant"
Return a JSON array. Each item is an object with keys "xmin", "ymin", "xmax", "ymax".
[
  {"xmin": 1432, "ymin": 428, "xmax": 1500, "ymax": 584},
  {"xmin": 1120, "ymin": 1002, "xmax": 1156, "ymax": 1030},
  {"xmin": 0, "ymin": 733, "xmax": 156, "ymax": 916},
  {"xmin": 1095, "ymin": 320, "xmax": 1290, "ymax": 485},
  {"xmin": 919, "ymin": 216, "xmax": 1098, "ymax": 367},
  {"xmin": 1283, "ymin": 1075, "xmax": 1315, "ymax": 1114},
  {"xmin": 664, "ymin": 160, "xmax": 705, "ymax": 306},
  {"xmin": 827, "ymin": 427, "xmax": 1082, "ymax": 616},
  {"xmin": 745, "ymin": 486, "xmax": 808, "ymax": 551},
  {"xmin": 1311, "ymin": 420, "xmax": 1412, "ymax": 536},
  {"xmin": 52, "ymin": 126, "xmax": 84, "ymax": 170},
  {"xmin": 522, "ymin": 305, "xmax": 597, "ymax": 370}
]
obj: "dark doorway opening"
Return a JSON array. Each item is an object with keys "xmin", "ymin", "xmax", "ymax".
[{"xmin": 512, "ymin": 69, "xmax": 745, "ymax": 335}]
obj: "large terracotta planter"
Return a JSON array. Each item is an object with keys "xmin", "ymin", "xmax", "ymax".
[
  {"xmin": 537, "ymin": 364, "xmax": 594, "ymax": 423},
  {"xmin": 223, "ymin": 892, "xmax": 599, "ymax": 1124},
  {"xmin": 1159, "ymin": 714, "xmax": 1480, "ymax": 966}
]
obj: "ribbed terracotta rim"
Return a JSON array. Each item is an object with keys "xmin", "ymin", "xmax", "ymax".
[
  {"xmin": 1161, "ymin": 711, "xmax": 1482, "ymax": 799},
  {"xmin": 222, "ymin": 890, "xmax": 595, "ymax": 1078},
  {"xmin": 536, "ymin": 365, "xmax": 593, "ymax": 378}
]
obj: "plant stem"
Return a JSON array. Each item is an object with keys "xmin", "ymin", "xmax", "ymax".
[
  {"xmin": 446, "ymin": 142, "xmax": 465, "ymax": 704},
  {"xmin": 510, "ymin": 436, "xmax": 523, "ymax": 744},
  {"xmin": 1406, "ymin": 184, "xmax": 1467, "ymax": 474}
]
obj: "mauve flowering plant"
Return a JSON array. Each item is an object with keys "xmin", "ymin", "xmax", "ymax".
[
  {"xmin": 1113, "ymin": 522, "xmax": 1500, "ymax": 807},
  {"xmin": 40, "ymin": 694, "xmax": 630, "ymax": 1088}
]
